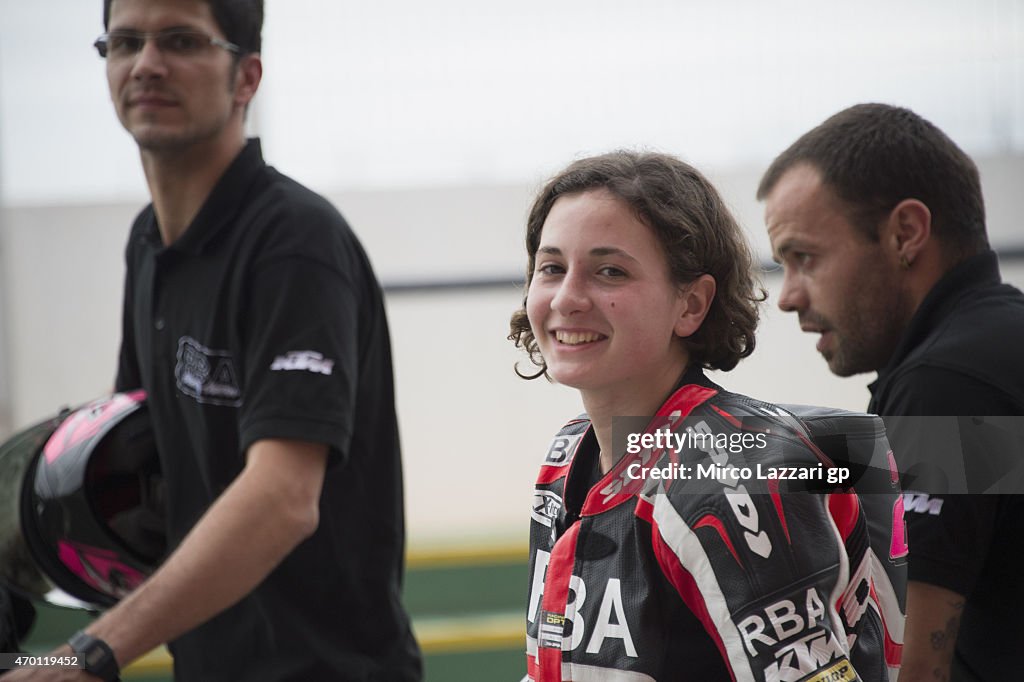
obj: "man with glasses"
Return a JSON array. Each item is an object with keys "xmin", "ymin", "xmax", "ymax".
[{"xmin": 2, "ymin": 1, "xmax": 421, "ymax": 680}]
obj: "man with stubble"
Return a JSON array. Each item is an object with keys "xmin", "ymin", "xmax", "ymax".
[{"xmin": 759, "ymin": 103, "xmax": 1024, "ymax": 681}]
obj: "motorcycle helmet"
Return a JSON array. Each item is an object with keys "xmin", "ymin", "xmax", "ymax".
[{"xmin": 0, "ymin": 392, "xmax": 165, "ymax": 610}]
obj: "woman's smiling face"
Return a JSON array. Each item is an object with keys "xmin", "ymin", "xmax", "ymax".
[{"xmin": 526, "ymin": 189, "xmax": 694, "ymax": 402}]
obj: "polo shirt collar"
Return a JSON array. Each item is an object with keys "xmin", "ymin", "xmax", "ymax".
[
  {"xmin": 150, "ymin": 138, "xmax": 266, "ymax": 255},
  {"xmin": 869, "ymin": 250, "xmax": 1002, "ymax": 395}
]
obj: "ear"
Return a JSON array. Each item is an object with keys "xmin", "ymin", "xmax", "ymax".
[
  {"xmin": 233, "ymin": 53, "xmax": 263, "ymax": 109},
  {"xmin": 884, "ymin": 199, "xmax": 931, "ymax": 266},
  {"xmin": 674, "ymin": 274, "xmax": 716, "ymax": 338}
]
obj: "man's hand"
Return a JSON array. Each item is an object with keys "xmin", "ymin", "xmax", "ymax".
[{"xmin": 899, "ymin": 580, "xmax": 965, "ymax": 682}]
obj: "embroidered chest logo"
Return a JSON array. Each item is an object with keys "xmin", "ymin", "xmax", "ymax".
[
  {"xmin": 175, "ymin": 336, "xmax": 242, "ymax": 406},
  {"xmin": 270, "ymin": 350, "xmax": 334, "ymax": 376}
]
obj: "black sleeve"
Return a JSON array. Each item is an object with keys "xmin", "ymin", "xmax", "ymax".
[
  {"xmin": 881, "ymin": 365, "xmax": 1017, "ymax": 597},
  {"xmin": 236, "ymin": 254, "xmax": 360, "ymax": 466},
  {"xmin": 904, "ymin": 496, "xmax": 998, "ymax": 596}
]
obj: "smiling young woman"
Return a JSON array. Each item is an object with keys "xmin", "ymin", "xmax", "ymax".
[{"xmin": 510, "ymin": 151, "xmax": 904, "ymax": 682}]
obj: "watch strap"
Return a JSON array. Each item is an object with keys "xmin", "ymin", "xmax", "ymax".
[{"xmin": 67, "ymin": 630, "xmax": 120, "ymax": 682}]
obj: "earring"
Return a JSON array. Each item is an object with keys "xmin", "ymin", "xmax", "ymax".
[{"xmin": 899, "ymin": 255, "xmax": 911, "ymax": 270}]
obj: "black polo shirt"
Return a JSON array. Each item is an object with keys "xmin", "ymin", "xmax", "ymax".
[
  {"xmin": 116, "ymin": 139, "xmax": 421, "ymax": 681},
  {"xmin": 868, "ymin": 250, "xmax": 1024, "ymax": 682}
]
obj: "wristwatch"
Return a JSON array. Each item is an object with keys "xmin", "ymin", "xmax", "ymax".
[{"xmin": 67, "ymin": 630, "xmax": 121, "ymax": 682}]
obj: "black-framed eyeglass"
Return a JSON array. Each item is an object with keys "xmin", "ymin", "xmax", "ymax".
[{"xmin": 94, "ymin": 29, "xmax": 241, "ymax": 59}]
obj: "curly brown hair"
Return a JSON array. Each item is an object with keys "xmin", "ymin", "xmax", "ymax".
[{"xmin": 509, "ymin": 151, "xmax": 765, "ymax": 379}]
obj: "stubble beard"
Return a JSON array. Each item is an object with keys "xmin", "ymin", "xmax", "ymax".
[
  {"xmin": 825, "ymin": 276, "xmax": 908, "ymax": 378},
  {"xmin": 129, "ymin": 109, "xmax": 231, "ymax": 155}
]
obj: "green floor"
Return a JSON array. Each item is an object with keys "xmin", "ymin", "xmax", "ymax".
[
  {"xmin": 101, "ymin": 649, "xmax": 524, "ymax": 682},
  {"xmin": 17, "ymin": 553, "xmax": 528, "ymax": 681}
]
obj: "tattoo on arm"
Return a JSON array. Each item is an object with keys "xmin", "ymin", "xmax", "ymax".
[{"xmin": 928, "ymin": 598, "xmax": 965, "ymax": 681}]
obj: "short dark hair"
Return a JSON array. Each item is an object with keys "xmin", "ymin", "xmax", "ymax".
[
  {"xmin": 757, "ymin": 103, "xmax": 988, "ymax": 259},
  {"xmin": 103, "ymin": 0, "xmax": 264, "ymax": 54},
  {"xmin": 509, "ymin": 151, "xmax": 765, "ymax": 378}
]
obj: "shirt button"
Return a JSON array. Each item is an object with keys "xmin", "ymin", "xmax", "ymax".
[{"xmin": 155, "ymin": 318, "xmax": 166, "ymax": 331}]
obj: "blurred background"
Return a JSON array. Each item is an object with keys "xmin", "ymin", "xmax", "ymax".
[{"xmin": 1, "ymin": 0, "xmax": 1022, "ymax": 678}]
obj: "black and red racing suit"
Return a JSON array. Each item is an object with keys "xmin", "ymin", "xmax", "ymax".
[{"xmin": 525, "ymin": 374, "xmax": 906, "ymax": 682}]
